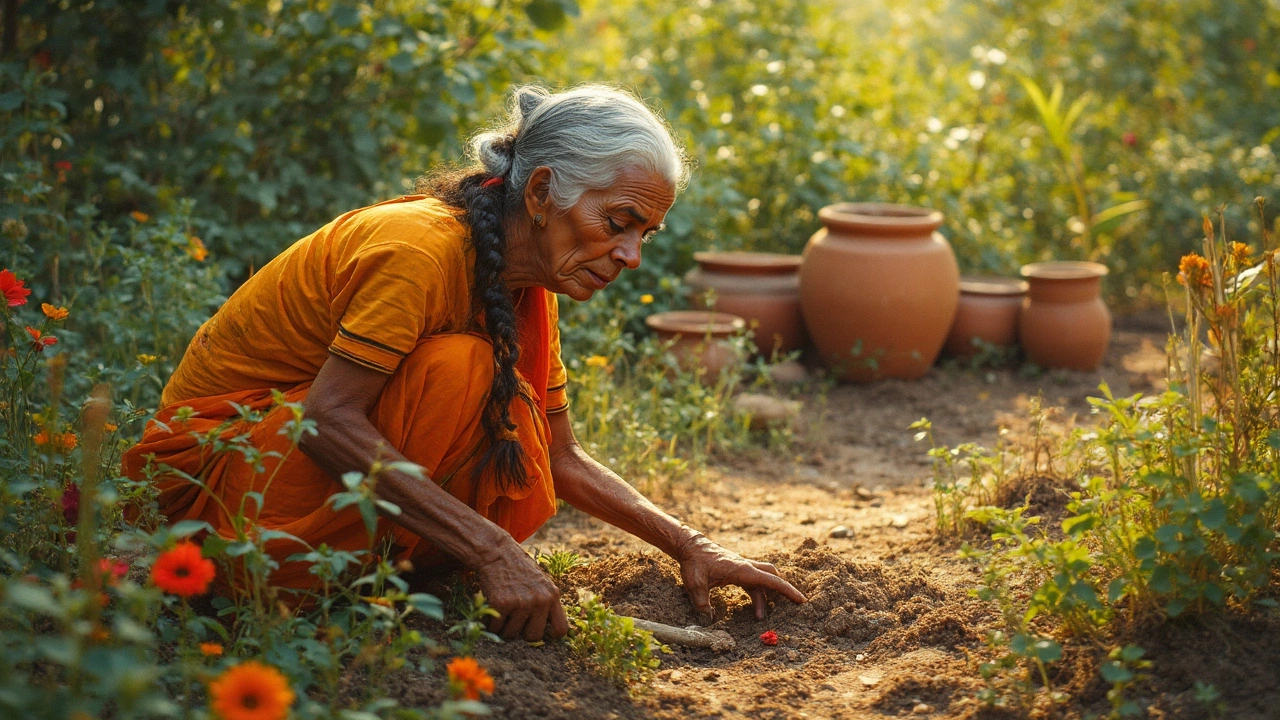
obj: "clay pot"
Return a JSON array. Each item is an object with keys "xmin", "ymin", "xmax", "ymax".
[
  {"xmin": 799, "ymin": 203, "xmax": 960, "ymax": 381},
  {"xmin": 644, "ymin": 310, "xmax": 746, "ymax": 382},
  {"xmin": 944, "ymin": 276, "xmax": 1028, "ymax": 358},
  {"xmin": 1018, "ymin": 261, "xmax": 1111, "ymax": 370},
  {"xmin": 684, "ymin": 251, "xmax": 807, "ymax": 357}
]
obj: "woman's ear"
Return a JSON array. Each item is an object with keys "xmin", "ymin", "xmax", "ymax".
[{"xmin": 524, "ymin": 166, "xmax": 554, "ymax": 217}]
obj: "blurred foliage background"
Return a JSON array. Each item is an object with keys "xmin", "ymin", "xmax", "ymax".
[{"xmin": 5, "ymin": 0, "xmax": 1280, "ymax": 408}]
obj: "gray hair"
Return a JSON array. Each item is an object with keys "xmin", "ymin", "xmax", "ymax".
[{"xmin": 470, "ymin": 84, "xmax": 691, "ymax": 209}]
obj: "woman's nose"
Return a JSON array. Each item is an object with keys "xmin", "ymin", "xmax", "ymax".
[{"xmin": 611, "ymin": 233, "xmax": 643, "ymax": 270}]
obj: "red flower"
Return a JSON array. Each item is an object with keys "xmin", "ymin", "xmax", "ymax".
[
  {"xmin": 97, "ymin": 558, "xmax": 129, "ymax": 585},
  {"xmin": 61, "ymin": 483, "xmax": 80, "ymax": 525},
  {"xmin": 1, "ymin": 269, "xmax": 31, "ymax": 307},
  {"xmin": 150, "ymin": 541, "xmax": 216, "ymax": 597},
  {"xmin": 25, "ymin": 326, "xmax": 57, "ymax": 351},
  {"xmin": 55, "ymin": 161, "xmax": 73, "ymax": 172},
  {"xmin": 1122, "ymin": 131, "xmax": 1137, "ymax": 147},
  {"xmin": 760, "ymin": 630, "xmax": 778, "ymax": 646}
]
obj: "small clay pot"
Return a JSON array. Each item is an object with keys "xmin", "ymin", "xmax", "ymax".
[
  {"xmin": 799, "ymin": 203, "xmax": 960, "ymax": 381},
  {"xmin": 1018, "ymin": 261, "xmax": 1111, "ymax": 370},
  {"xmin": 644, "ymin": 310, "xmax": 746, "ymax": 382},
  {"xmin": 684, "ymin": 251, "xmax": 807, "ymax": 357},
  {"xmin": 944, "ymin": 276, "xmax": 1028, "ymax": 358}
]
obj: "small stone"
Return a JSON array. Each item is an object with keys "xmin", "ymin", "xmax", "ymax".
[
  {"xmin": 855, "ymin": 653, "xmax": 865, "ymax": 661},
  {"xmin": 799, "ymin": 517, "xmax": 816, "ymax": 525},
  {"xmin": 869, "ymin": 498, "xmax": 884, "ymax": 508},
  {"xmin": 704, "ymin": 670, "xmax": 720, "ymax": 681},
  {"xmin": 733, "ymin": 393, "xmax": 802, "ymax": 430},
  {"xmin": 668, "ymin": 670, "xmax": 685, "ymax": 683},
  {"xmin": 786, "ymin": 650, "xmax": 800, "ymax": 661},
  {"xmin": 657, "ymin": 670, "xmax": 673, "ymax": 680},
  {"xmin": 858, "ymin": 674, "xmax": 880, "ymax": 686},
  {"xmin": 768, "ymin": 360, "xmax": 809, "ymax": 385},
  {"xmin": 828, "ymin": 525, "xmax": 853, "ymax": 539},
  {"xmin": 890, "ymin": 515, "xmax": 909, "ymax": 528},
  {"xmin": 855, "ymin": 486, "xmax": 875, "ymax": 500},
  {"xmin": 913, "ymin": 703, "xmax": 933, "ymax": 715},
  {"xmin": 819, "ymin": 683, "xmax": 838, "ymax": 692}
]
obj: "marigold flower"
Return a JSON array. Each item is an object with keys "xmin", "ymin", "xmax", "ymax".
[
  {"xmin": 0, "ymin": 269, "xmax": 31, "ymax": 307},
  {"xmin": 1231, "ymin": 242, "xmax": 1250, "ymax": 266},
  {"xmin": 130, "ymin": 210, "xmax": 149, "ymax": 223},
  {"xmin": 447, "ymin": 656, "xmax": 495, "ymax": 701},
  {"xmin": 41, "ymin": 303, "xmax": 69, "ymax": 321},
  {"xmin": 585, "ymin": 355, "xmax": 609, "ymax": 368},
  {"xmin": 1177, "ymin": 252, "xmax": 1212, "ymax": 288},
  {"xmin": 759, "ymin": 630, "xmax": 778, "ymax": 645},
  {"xmin": 187, "ymin": 236, "xmax": 209, "ymax": 262},
  {"xmin": 98, "ymin": 558, "xmax": 130, "ymax": 585},
  {"xmin": 200, "ymin": 642, "xmax": 225, "ymax": 656},
  {"xmin": 104, "ymin": 422, "xmax": 118, "ymax": 433},
  {"xmin": 640, "ymin": 293, "xmax": 654, "ymax": 304},
  {"xmin": 208, "ymin": 661, "xmax": 295, "ymax": 720},
  {"xmin": 150, "ymin": 541, "xmax": 216, "ymax": 597},
  {"xmin": 25, "ymin": 326, "xmax": 58, "ymax": 350}
]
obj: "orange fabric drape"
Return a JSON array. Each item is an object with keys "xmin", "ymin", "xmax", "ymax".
[{"xmin": 123, "ymin": 289, "xmax": 558, "ymax": 596}]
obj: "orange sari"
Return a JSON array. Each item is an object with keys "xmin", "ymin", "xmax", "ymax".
[{"xmin": 122, "ymin": 197, "xmax": 567, "ymax": 595}]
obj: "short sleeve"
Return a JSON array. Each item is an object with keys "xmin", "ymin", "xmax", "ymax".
[
  {"xmin": 328, "ymin": 242, "xmax": 454, "ymax": 374},
  {"xmin": 545, "ymin": 295, "xmax": 569, "ymax": 414}
]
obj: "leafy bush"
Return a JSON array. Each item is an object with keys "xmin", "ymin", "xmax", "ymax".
[{"xmin": 567, "ymin": 590, "xmax": 667, "ymax": 691}]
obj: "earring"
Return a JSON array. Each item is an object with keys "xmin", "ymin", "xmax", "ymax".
[{"xmin": 534, "ymin": 214, "xmax": 545, "ymax": 227}]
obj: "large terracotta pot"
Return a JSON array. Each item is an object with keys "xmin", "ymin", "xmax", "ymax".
[
  {"xmin": 944, "ymin": 276, "xmax": 1028, "ymax": 358},
  {"xmin": 644, "ymin": 310, "xmax": 746, "ymax": 383},
  {"xmin": 799, "ymin": 203, "xmax": 960, "ymax": 381},
  {"xmin": 683, "ymin": 251, "xmax": 807, "ymax": 357},
  {"xmin": 1018, "ymin": 261, "xmax": 1111, "ymax": 370}
]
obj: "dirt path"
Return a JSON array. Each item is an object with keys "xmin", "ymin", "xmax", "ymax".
[{"xmin": 398, "ymin": 319, "xmax": 1278, "ymax": 718}]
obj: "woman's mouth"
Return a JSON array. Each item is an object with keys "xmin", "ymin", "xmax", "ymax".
[{"xmin": 583, "ymin": 268, "xmax": 611, "ymax": 290}]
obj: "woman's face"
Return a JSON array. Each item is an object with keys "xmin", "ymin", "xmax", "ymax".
[{"xmin": 531, "ymin": 165, "xmax": 675, "ymax": 301}]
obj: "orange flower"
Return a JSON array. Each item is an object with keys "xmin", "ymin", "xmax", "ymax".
[
  {"xmin": 41, "ymin": 303, "xmax": 69, "ymax": 321},
  {"xmin": 447, "ymin": 656, "xmax": 495, "ymax": 701},
  {"xmin": 103, "ymin": 422, "xmax": 118, "ymax": 433},
  {"xmin": 97, "ymin": 558, "xmax": 129, "ymax": 586},
  {"xmin": 25, "ymin": 326, "xmax": 58, "ymax": 350},
  {"xmin": 34, "ymin": 430, "xmax": 76, "ymax": 451},
  {"xmin": 1177, "ymin": 252, "xmax": 1212, "ymax": 288},
  {"xmin": 1231, "ymin": 242, "xmax": 1250, "ymax": 266},
  {"xmin": 130, "ymin": 210, "xmax": 149, "ymax": 223},
  {"xmin": 1, "ymin": 269, "xmax": 31, "ymax": 307},
  {"xmin": 150, "ymin": 541, "xmax": 216, "ymax": 597},
  {"xmin": 200, "ymin": 642, "xmax": 224, "ymax": 656},
  {"xmin": 208, "ymin": 661, "xmax": 295, "ymax": 720},
  {"xmin": 187, "ymin": 236, "xmax": 209, "ymax": 262}
]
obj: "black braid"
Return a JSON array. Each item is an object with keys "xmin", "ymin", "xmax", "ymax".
[{"xmin": 421, "ymin": 170, "xmax": 529, "ymax": 490}]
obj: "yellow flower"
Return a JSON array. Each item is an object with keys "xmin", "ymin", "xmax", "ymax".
[
  {"xmin": 137, "ymin": 354, "xmax": 159, "ymax": 365},
  {"xmin": 1231, "ymin": 242, "xmax": 1250, "ymax": 266},
  {"xmin": 585, "ymin": 355, "xmax": 609, "ymax": 368},
  {"xmin": 640, "ymin": 293, "xmax": 654, "ymax": 304},
  {"xmin": 41, "ymin": 303, "xmax": 69, "ymax": 321},
  {"xmin": 187, "ymin": 235, "xmax": 209, "ymax": 262},
  {"xmin": 130, "ymin": 211, "xmax": 149, "ymax": 223}
]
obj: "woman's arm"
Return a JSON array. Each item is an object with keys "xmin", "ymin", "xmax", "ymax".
[
  {"xmin": 300, "ymin": 354, "xmax": 568, "ymax": 641},
  {"xmin": 547, "ymin": 411, "xmax": 806, "ymax": 620}
]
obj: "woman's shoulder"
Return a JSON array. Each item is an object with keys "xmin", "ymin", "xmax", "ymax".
[{"xmin": 331, "ymin": 195, "xmax": 471, "ymax": 264}]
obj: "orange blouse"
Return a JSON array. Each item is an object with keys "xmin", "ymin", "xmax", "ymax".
[{"xmin": 162, "ymin": 195, "xmax": 569, "ymax": 413}]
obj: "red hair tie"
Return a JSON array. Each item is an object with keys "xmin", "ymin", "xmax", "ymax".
[{"xmin": 481, "ymin": 176, "xmax": 504, "ymax": 188}]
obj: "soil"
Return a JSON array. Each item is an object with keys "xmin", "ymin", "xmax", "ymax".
[{"xmin": 395, "ymin": 316, "xmax": 1280, "ymax": 719}]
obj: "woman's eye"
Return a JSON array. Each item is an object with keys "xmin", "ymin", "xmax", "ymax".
[{"xmin": 607, "ymin": 217, "xmax": 624, "ymax": 234}]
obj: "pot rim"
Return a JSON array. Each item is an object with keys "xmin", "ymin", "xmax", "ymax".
[
  {"xmin": 818, "ymin": 202, "xmax": 944, "ymax": 233},
  {"xmin": 959, "ymin": 275, "xmax": 1028, "ymax": 296},
  {"xmin": 1020, "ymin": 261, "xmax": 1109, "ymax": 281},
  {"xmin": 645, "ymin": 310, "xmax": 746, "ymax": 335},
  {"xmin": 693, "ymin": 251, "xmax": 802, "ymax": 275}
]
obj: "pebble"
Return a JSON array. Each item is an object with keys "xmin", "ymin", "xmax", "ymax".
[
  {"xmin": 732, "ymin": 393, "xmax": 802, "ymax": 430},
  {"xmin": 869, "ymin": 498, "xmax": 884, "ymax": 507},
  {"xmin": 855, "ymin": 653, "xmax": 865, "ymax": 661},
  {"xmin": 668, "ymin": 670, "xmax": 685, "ymax": 683},
  {"xmin": 828, "ymin": 525, "xmax": 853, "ymax": 539},
  {"xmin": 890, "ymin": 515, "xmax": 910, "ymax": 528},
  {"xmin": 785, "ymin": 650, "xmax": 800, "ymax": 661},
  {"xmin": 704, "ymin": 670, "xmax": 720, "ymax": 682},
  {"xmin": 855, "ymin": 486, "xmax": 875, "ymax": 500},
  {"xmin": 799, "ymin": 517, "xmax": 816, "ymax": 525},
  {"xmin": 913, "ymin": 703, "xmax": 933, "ymax": 714},
  {"xmin": 768, "ymin": 360, "xmax": 809, "ymax": 385},
  {"xmin": 857, "ymin": 674, "xmax": 880, "ymax": 686}
]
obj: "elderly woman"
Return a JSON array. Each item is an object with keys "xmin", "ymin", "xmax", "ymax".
[{"xmin": 124, "ymin": 85, "xmax": 805, "ymax": 640}]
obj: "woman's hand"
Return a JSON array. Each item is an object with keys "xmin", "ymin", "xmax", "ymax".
[
  {"xmin": 473, "ymin": 543, "xmax": 570, "ymax": 642},
  {"xmin": 676, "ymin": 534, "xmax": 807, "ymax": 621}
]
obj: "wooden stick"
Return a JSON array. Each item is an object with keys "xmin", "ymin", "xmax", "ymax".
[{"xmin": 627, "ymin": 617, "xmax": 736, "ymax": 652}]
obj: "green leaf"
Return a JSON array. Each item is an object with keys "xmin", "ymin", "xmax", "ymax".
[
  {"xmin": 1199, "ymin": 499, "xmax": 1227, "ymax": 530},
  {"xmin": 1062, "ymin": 513, "xmax": 1096, "ymax": 536},
  {"xmin": 526, "ymin": 0, "xmax": 569, "ymax": 30},
  {"xmin": 0, "ymin": 92, "xmax": 24, "ymax": 111},
  {"xmin": 170, "ymin": 519, "xmax": 213, "ymax": 538},
  {"xmin": 1100, "ymin": 661, "xmax": 1133, "ymax": 684},
  {"xmin": 407, "ymin": 592, "xmax": 444, "ymax": 620},
  {"xmin": 1031, "ymin": 638, "xmax": 1062, "ymax": 663}
]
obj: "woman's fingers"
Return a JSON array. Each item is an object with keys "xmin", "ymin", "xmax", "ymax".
[
  {"xmin": 750, "ymin": 560, "xmax": 780, "ymax": 576},
  {"xmin": 524, "ymin": 603, "xmax": 550, "ymax": 643},
  {"xmin": 499, "ymin": 606, "xmax": 532, "ymax": 640},
  {"xmin": 744, "ymin": 567, "xmax": 807, "ymax": 604},
  {"xmin": 549, "ymin": 599, "xmax": 571, "ymax": 639},
  {"xmin": 683, "ymin": 573, "xmax": 713, "ymax": 620},
  {"xmin": 748, "ymin": 586, "xmax": 768, "ymax": 620}
]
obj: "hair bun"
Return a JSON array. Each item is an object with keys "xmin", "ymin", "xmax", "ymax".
[
  {"xmin": 514, "ymin": 86, "xmax": 549, "ymax": 120},
  {"xmin": 472, "ymin": 132, "xmax": 515, "ymax": 177}
]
